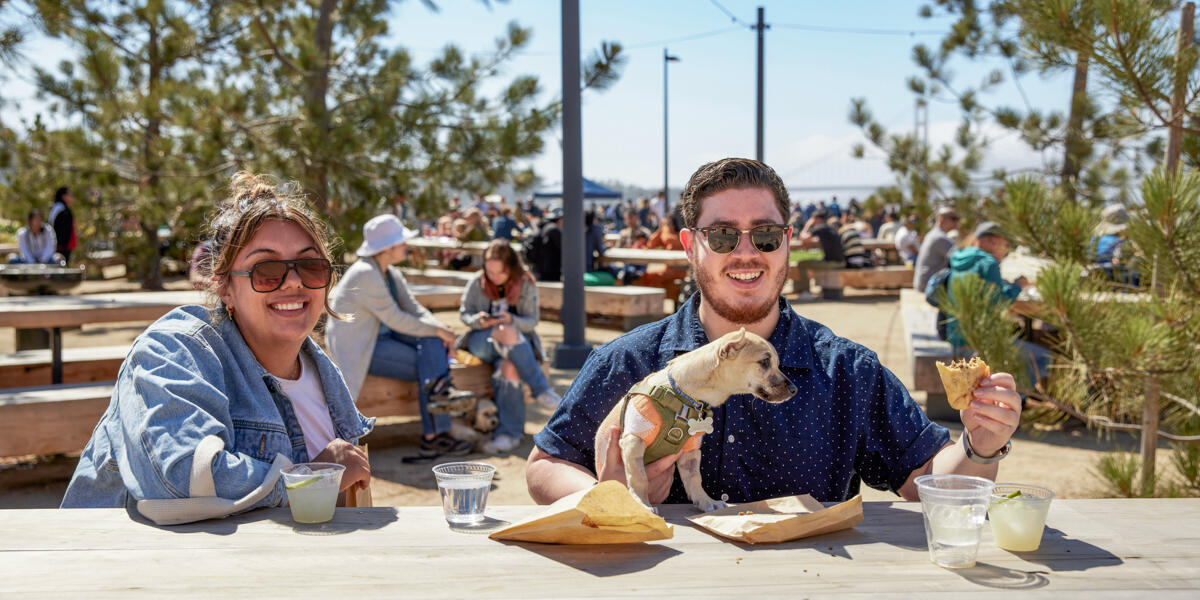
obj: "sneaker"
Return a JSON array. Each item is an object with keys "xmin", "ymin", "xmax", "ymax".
[
  {"xmin": 424, "ymin": 432, "xmax": 472, "ymax": 457},
  {"xmin": 535, "ymin": 389, "xmax": 562, "ymax": 410},
  {"xmin": 425, "ymin": 376, "xmax": 476, "ymax": 415},
  {"xmin": 484, "ymin": 434, "xmax": 521, "ymax": 455}
]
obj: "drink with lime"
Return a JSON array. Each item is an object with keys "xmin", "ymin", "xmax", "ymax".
[
  {"xmin": 282, "ymin": 463, "xmax": 344, "ymax": 524},
  {"xmin": 988, "ymin": 484, "xmax": 1054, "ymax": 551}
]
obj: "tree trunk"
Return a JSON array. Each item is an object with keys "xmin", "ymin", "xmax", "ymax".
[
  {"xmin": 141, "ymin": 12, "xmax": 165, "ymax": 291},
  {"xmin": 302, "ymin": 0, "xmax": 337, "ymax": 215},
  {"xmin": 1140, "ymin": 375, "xmax": 1160, "ymax": 496},
  {"xmin": 1166, "ymin": 2, "xmax": 1194, "ymax": 175},
  {"xmin": 1061, "ymin": 51, "xmax": 1089, "ymax": 202}
]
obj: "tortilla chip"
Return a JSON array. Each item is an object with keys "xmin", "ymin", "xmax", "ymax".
[{"xmin": 935, "ymin": 357, "xmax": 991, "ymax": 410}]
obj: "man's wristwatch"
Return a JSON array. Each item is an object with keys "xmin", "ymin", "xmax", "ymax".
[{"xmin": 962, "ymin": 429, "xmax": 1011, "ymax": 464}]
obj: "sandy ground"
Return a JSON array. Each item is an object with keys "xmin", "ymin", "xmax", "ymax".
[{"xmin": 0, "ymin": 279, "xmax": 1171, "ymax": 510}]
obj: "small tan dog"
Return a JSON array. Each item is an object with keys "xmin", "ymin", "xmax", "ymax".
[
  {"xmin": 595, "ymin": 328, "xmax": 797, "ymax": 512},
  {"xmin": 449, "ymin": 397, "xmax": 499, "ymax": 447}
]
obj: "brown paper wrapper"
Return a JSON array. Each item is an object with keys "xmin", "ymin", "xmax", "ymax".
[
  {"xmin": 687, "ymin": 494, "xmax": 863, "ymax": 544},
  {"xmin": 489, "ymin": 480, "xmax": 673, "ymax": 544}
]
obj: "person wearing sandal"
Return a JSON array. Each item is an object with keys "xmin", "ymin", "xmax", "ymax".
[
  {"xmin": 458, "ymin": 239, "xmax": 562, "ymax": 455},
  {"xmin": 327, "ymin": 214, "xmax": 475, "ymax": 461},
  {"xmin": 62, "ymin": 173, "xmax": 372, "ymax": 519}
]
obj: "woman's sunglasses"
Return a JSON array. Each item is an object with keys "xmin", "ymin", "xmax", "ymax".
[
  {"xmin": 230, "ymin": 258, "xmax": 333, "ymax": 293},
  {"xmin": 693, "ymin": 224, "xmax": 791, "ymax": 254}
]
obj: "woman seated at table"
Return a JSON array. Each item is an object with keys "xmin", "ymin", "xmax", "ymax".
[
  {"xmin": 637, "ymin": 210, "xmax": 688, "ymax": 288},
  {"xmin": 326, "ymin": 214, "xmax": 476, "ymax": 461},
  {"xmin": 62, "ymin": 173, "xmax": 372, "ymax": 516},
  {"xmin": 458, "ymin": 240, "xmax": 561, "ymax": 454}
]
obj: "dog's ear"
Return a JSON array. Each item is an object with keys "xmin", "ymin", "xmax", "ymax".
[{"xmin": 718, "ymin": 328, "xmax": 748, "ymax": 361}]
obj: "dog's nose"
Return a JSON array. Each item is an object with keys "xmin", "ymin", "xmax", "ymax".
[{"xmin": 786, "ymin": 383, "xmax": 797, "ymax": 396}]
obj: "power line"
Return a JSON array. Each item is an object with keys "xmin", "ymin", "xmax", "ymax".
[
  {"xmin": 708, "ymin": 0, "xmax": 751, "ymax": 28},
  {"xmin": 625, "ymin": 26, "xmax": 744, "ymax": 50},
  {"xmin": 774, "ymin": 23, "xmax": 946, "ymax": 36}
]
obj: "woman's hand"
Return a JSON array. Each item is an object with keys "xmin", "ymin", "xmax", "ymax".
[
  {"xmin": 495, "ymin": 311, "xmax": 514, "ymax": 325},
  {"xmin": 435, "ymin": 326, "xmax": 457, "ymax": 348},
  {"xmin": 312, "ymin": 438, "xmax": 371, "ymax": 493},
  {"xmin": 595, "ymin": 425, "xmax": 678, "ymax": 504}
]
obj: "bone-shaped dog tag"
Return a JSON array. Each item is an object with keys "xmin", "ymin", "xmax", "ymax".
[{"xmin": 687, "ymin": 416, "xmax": 714, "ymax": 435}]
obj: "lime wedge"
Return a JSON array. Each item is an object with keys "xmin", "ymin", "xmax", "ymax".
[
  {"xmin": 1005, "ymin": 490, "xmax": 1022, "ymax": 499},
  {"xmin": 285, "ymin": 475, "xmax": 321, "ymax": 490}
]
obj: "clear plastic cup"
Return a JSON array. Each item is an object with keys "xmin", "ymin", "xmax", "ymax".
[
  {"xmin": 432, "ymin": 462, "xmax": 496, "ymax": 525},
  {"xmin": 988, "ymin": 483, "xmax": 1055, "ymax": 551},
  {"xmin": 916, "ymin": 474, "xmax": 995, "ymax": 568},
  {"xmin": 281, "ymin": 462, "xmax": 344, "ymax": 524}
]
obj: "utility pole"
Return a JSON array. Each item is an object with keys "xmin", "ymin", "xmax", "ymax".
[
  {"xmin": 663, "ymin": 48, "xmax": 679, "ymax": 198},
  {"xmin": 755, "ymin": 6, "xmax": 767, "ymax": 162},
  {"xmin": 553, "ymin": 0, "xmax": 591, "ymax": 369}
]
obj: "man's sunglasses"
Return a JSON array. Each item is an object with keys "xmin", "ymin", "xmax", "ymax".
[
  {"xmin": 230, "ymin": 258, "xmax": 333, "ymax": 293},
  {"xmin": 693, "ymin": 224, "xmax": 791, "ymax": 254}
]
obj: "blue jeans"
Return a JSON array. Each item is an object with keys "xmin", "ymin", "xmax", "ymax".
[
  {"xmin": 953, "ymin": 339, "xmax": 1051, "ymax": 390},
  {"xmin": 465, "ymin": 328, "xmax": 550, "ymax": 440},
  {"xmin": 368, "ymin": 331, "xmax": 451, "ymax": 437}
]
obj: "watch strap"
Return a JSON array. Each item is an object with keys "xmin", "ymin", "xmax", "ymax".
[{"xmin": 963, "ymin": 429, "xmax": 1011, "ymax": 464}]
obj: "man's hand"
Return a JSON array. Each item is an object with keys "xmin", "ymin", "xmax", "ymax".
[
  {"xmin": 312, "ymin": 438, "xmax": 371, "ymax": 493},
  {"xmin": 960, "ymin": 372, "xmax": 1022, "ymax": 457},
  {"xmin": 595, "ymin": 425, "xmax": 678, "ymax": 504}
]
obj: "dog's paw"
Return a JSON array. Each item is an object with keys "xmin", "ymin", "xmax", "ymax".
[{"xmin": 696, "ymin": 499, "xmax": 728, "ymax": 513}]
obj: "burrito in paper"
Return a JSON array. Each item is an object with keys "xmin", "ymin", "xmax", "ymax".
[
  {"xmin": 489, "ymin": 480, "xmax": 673, "ymax": 544},
  {"xmin": 688, "ymin": 494, "xmax": 862, "ymax": 544}
]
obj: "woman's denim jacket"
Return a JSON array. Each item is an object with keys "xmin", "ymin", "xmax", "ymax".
[{"xmin": 61, "ymin": 305, "xmax": 374, "ymax": 510}]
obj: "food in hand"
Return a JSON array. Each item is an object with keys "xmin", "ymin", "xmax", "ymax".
[{"xmin": 935, "ymin": 357, "xmax": 991, "ymax": 410}]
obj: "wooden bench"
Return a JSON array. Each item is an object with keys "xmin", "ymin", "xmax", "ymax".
[
  {"xmin": 0, "ymin": 382, "xmax": 114, "ymax": 457},
  {"xmin": 356, "ymin": 360, "xmax": 549, "ymax": 418},
  {"xmin": 0, "ymin": 345, "xmax": 130, "ymax": 388},
  {"xmin": 402, "ymin": 269, "xmax": 666, "ymax": 330},
  {"xmin": 794, "ymin": 265, "xmax": 913, "ymax": 299},
  {"xmin": 899, "ymin": 289, "xmax": 956, "ymax": 420}
]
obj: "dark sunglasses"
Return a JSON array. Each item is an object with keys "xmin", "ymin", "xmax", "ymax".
[
  {"xmin": 230, "ymin": 258, "xmax": 333, "ymax": 293},
  {"xmin": 694, "ymin": 224, "xmax": 791, "ymax": 254}
]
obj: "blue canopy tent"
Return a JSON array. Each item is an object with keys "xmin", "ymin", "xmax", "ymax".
[{"xmin": 532, "ymin": 178, "xmax": 622, "ymax": 201}]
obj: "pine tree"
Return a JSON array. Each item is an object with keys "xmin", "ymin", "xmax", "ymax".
[{"xmin": 941, "ymin": 2, "xmax": 1200, "ymax": 497}]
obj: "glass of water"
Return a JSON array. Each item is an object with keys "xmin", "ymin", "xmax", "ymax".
[
  {"xmin": 915, "ymin": 474, "xmax": 995, "ymax": 568},
  {"xmin": 432, "ymin": 462, "xmax": 496, "ymax": 525}
]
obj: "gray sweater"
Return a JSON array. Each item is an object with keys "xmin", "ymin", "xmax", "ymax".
[
  {"xmin": 326, "ymin": 259, "xmax": 445, "ymax": 398},
  {"xmin": 457, "ymin": 271, "xmax": 544, "ymax": 362}
]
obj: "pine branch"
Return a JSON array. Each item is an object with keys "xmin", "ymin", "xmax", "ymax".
[
  {"xmin": 1027, "ymin": 391, "xmax": 1200, "ymax": 443},
  {"xmin": 1164, "ymin": 391, "xmax": 1200, "ymax": 419}
]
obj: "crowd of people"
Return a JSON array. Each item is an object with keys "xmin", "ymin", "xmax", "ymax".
[
  {"xmin": 6, "ymin": 187, "xmax": 77, "ymax": 266},
  {"xmin": 48, "ymin": 158, "xmax": 1138, "ymax": 525}
]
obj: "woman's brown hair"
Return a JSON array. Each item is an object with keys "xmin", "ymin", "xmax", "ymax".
[
  {"xmin": 483, "ymin": 238, "xmax": 527, "ymax": 282},
  {"xmin": 205, "ymin": 172, "xmax": 345, "ymax": 320}
]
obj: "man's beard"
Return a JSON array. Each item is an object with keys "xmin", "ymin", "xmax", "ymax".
[{"xmin": 694, "ymin": 260, "xmax": 787, "ymax": 324}]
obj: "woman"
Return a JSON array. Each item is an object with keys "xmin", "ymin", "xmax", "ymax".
[
  {"xmin": 62, "ymin": 173, "xmax": 372, "ymax": 520},
  {"xmin": 326, "ymin": 214, "xmax": 475, "ymax": 461},
  {"xmin": 458, "ymin": 240, "xmax": 561, "ymax": 454}
]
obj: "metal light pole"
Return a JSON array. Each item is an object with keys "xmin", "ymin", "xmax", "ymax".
[
  {"xmin": 754, "ymin": 6, "xmax": 768, "ymax": 162},
  {"xmin": 553, "ymin": 0, "xmax": 591, "ymax": 369},
  {"xmin": 663, "ymin": 48, "xmax": 679, "ymax": 198}
]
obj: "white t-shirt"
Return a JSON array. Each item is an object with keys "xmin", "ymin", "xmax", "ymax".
[{"xmin": 277, "ymin": 352, "xmax": 337, "ymax": 459}]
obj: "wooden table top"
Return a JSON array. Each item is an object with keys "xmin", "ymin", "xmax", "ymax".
[
  {"xmin": 4, "ymin": 499, "xmax": 1197, "ymax": 597},
  {"xmin": 0, "ymin": 285, "xmax": 466, "ymax": 329},
  {"xmin": 597, "ymin": 247, "xmax": 690, "ymax": 267}
]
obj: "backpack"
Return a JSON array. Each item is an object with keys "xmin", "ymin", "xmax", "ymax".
[{"xmin": 924, "ymin": 267, "xmax": 952, "ymax": 341}]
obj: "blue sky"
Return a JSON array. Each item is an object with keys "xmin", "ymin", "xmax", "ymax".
[{"xmin": 3, "ymin": 1, "xmax": 1076, "ymax": 200}]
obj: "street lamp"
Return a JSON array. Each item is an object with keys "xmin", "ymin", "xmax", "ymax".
[{"xmin": 663, "ymin": 48, "xmax": 680, "ymax": 199}]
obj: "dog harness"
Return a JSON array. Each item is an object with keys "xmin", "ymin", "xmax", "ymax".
[{"xmin": 619, "ymin": 373, "xmax": 714, "ymax": 464}]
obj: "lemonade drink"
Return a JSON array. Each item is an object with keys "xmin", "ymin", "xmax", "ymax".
[
  {"xmin": 988, "ymin": 484, "xmax": 1054, "ymax": 551},
  {"xmin": 282, "ymin": 463, "xmax": 344, "ymax": 524}
]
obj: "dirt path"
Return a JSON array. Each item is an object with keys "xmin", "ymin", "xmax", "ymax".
[{"xmin": 0, "ymin": 283, "xmax": 1163, "ymax": 509}]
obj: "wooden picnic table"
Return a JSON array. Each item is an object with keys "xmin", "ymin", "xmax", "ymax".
[
  {"xmin": 597, "ymin": 247, "xmax": 690, "ymax": 267},
  {"xmin": 0, "ymin": 285, "xmax": 463, "ymax": 385},
  {"xmin": 792, "ymin": 236, "xmax": 895, "ymax": 252},
  {"xmin": 3, "ymin": 499, "xmax": 1197, "ymax": 596}
]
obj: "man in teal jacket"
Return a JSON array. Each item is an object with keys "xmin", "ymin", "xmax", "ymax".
[{"xmin": 945, "ymin": 222, "xmax": 1048, "ymax": 386}]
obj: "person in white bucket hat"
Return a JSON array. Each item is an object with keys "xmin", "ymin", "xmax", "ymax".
[
  {"xmin": 327, "ymin": 214, "xmax": 476, "ymax": 461},
  {"xmin": 1091, "ymin": 204, "xmax": 1139, "ymax": 285}
]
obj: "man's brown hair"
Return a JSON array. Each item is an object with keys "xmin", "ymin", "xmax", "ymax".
[{"xmin": 679, "ymin": 158, "xmax": 790, "ymax": 228}]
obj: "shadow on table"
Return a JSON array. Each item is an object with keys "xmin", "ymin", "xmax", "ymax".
[
  {"xmin": 954, "ymin": 563, "xmax": 1050, "ymax": 589},
  {"xmin": 126, "ymin": 504, "xmax": 400, "ymax": 536},
  {"xmin": 995, "ymin": 525, "xmax": 1123, "ymax": 572},
  {"xmin": 494, "ymin": 540, "xmax": 682, "ymax": 577}
]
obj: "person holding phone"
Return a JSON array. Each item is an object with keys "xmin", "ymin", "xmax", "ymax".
[{"xmin": 458, "ymin": 239, "xmax": 561, "ymax": 454}]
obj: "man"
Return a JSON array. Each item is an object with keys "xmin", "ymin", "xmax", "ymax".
[
  {"xmin": 617, "ymin": 208, "xmax": 652, "ymax": 248},
  {"xmin": 526, "ymin": 158, "xmax": 1022, "ymax": 505},
  {"xmin": 49, "ymin": 186, "xmax": 77, "ymax": 264},
  {"xmin": 650, "ymin": 190, "xmax": 668, "ymax": 224},
  {"xmin": 491, "ymin": 207, "xmax": 518, "ymax": 241},
  {"xmin": 913, "ymin": 205, "xmax": 960, "ymax": 291},
  {"xmin": 793, "ymin": 209, "xmax": 844, "ymax": 300},
  {"xmin": 531, "ymin": 207, "xmax": 563, "ymax": 282},
  {"xmin": 13, "ymin": 208, "xmax": 60, "ymax": 264},
  {"xmin": 876, "ymin": 211, "xmax": 901, "ymax": 242},
  {"xmin": 894, "ymin": 214, "xmax": 921, "ymax": 265}
]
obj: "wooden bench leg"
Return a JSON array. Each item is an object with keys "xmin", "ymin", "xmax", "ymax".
[{"xmin": 820, "ymin": 287, "xmax": 843, "ymax": 300}]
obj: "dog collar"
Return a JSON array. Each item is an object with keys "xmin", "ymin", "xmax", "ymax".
[{"xmin": 667, "ymin": 372, "xmax": 709, "ymax": 414}]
